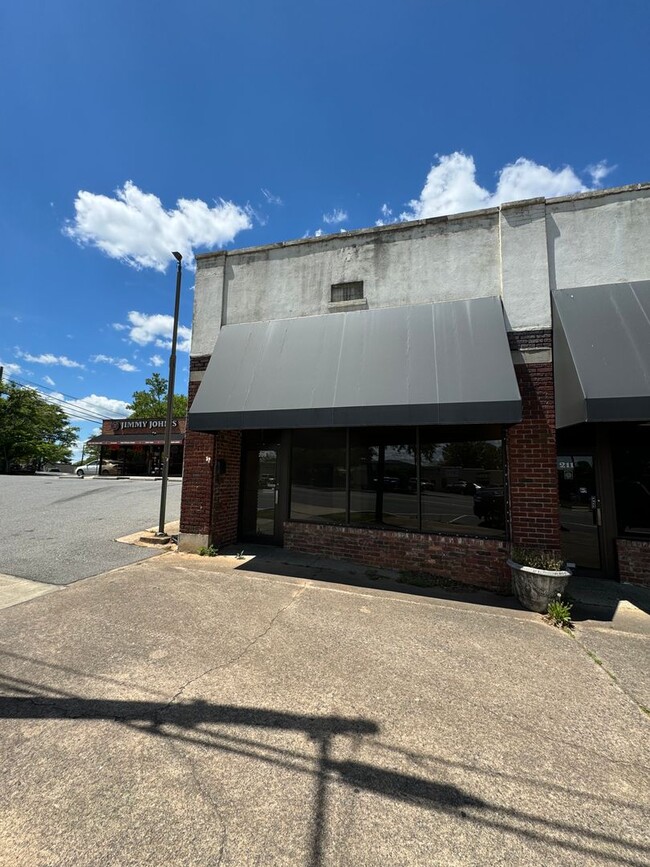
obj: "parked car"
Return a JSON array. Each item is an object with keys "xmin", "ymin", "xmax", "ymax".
[
  {"xmin": 76, "ymin": 461, "xmax": 118, "ymax": 478},
  {"xmin": 445, "ymin": 480, "xmax": 481, "ymax": 496},
  {"xmin": 473, "ymin": 486, "xmax": 505, "ymax": 529},
  {"xmin": 408, "ymin": 477, "xmax": 437, "ymax": 493}
]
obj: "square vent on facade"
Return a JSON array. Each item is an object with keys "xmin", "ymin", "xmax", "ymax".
[{"xmin": 330, "ymin": 281, "xmax": 364, "ymax": 303}]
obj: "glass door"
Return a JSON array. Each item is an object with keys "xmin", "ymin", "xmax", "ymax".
[
  {"xmin": 557, "ymin": 453, "xmax": 602, "ymax": 572},
  {"xmin": 241, "ymin": 441, "xmax": 281, "ymax": 543}
]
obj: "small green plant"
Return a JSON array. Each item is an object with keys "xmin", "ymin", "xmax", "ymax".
[
  {"xmin": 546, "ymin": 593, "xmax": 573, "ymax": 629},
  {"xmin": 511, "ymin": 546, "xmax": 565, "ymax": 571},
  {"xmin": 197, "ymin": 544, "xmax": 218, "ymax": 557},
  {"xmin": 236, "ymin": 549, "xmax": 246, "ymax": 560}
]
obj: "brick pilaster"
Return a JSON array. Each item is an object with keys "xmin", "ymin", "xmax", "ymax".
[
  {"xmin": 179, "ymin": 379, "xmax": 217, "ymax": 536},
  {"xmin": 506, "ymin": 362, "xmax": 560, "ymax": 552},
  {"xmin": 212, "ymin": 431, "xmax": 242, "ymax": 547}
]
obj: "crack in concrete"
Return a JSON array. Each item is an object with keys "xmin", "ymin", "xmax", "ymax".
[
  {"xmin": 571, "ymin": 630, "xmax": 649, "ymax": 719},
  {"xmin": 148, "ymin": 583, "xmax": 308, "ymax": 866},
  {"xmin": 157, "ymin": 582, "xmax": 309, "ymax": 719}
]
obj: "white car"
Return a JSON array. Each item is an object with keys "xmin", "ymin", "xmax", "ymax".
[{"xmin": 76, "ymin": 461, "xmax": 118, "ymax": 478}]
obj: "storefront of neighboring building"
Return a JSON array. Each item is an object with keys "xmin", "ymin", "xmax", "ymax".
[
  {"xmin": 88, "ymin": 418, "xmax": 186, "ymax": 476},
  {"xmin": 179, "ymin": 184, "xmax": 650, "ymax": 590}
]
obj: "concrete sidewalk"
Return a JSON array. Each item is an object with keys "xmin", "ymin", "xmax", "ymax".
[{"xmin": 1, "ymin": 552, "xmax": 648, "ymax": 866}]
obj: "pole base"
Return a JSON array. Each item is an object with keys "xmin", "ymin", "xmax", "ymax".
[{"xmin": 142, "ymin": 533, "xmax": 172, "ymax": 545}]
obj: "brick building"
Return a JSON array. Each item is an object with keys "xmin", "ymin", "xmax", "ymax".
[
  {"xmin": 179, "ymin": 184, "xmax": 650, "ymax": 590},
  {"xmin": 88, "ymin": 417, "xmax": 185, "ymax": 476}
]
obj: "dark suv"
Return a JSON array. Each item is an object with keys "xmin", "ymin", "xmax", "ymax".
[{"xmin": 473, "ymin": 487, "xmax": 505, "ymax": 530}]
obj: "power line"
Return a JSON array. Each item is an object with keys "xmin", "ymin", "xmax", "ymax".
[
  {"xmin": 8, "ymin": 382, "xmax": 106, "ymax": 423},
  {"xmin": 10, "ymin": 376, "xmax": 128, "ymax": 418},
  {"xmin": 6, "ymin": 379, "xmax": 122, "ymax": 425},
  {"xmin": 7, "ymin": 377, "xmax": 128, "ymax": 422}
]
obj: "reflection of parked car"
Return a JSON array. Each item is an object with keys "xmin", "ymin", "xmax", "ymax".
[
  {"xmin": 446, "ymin": 480, "xmax": 481, "ymax": 495},
  {"xmin": 408, "ymin": 478, "xmax": 436, "ymax": 493},
  {"xmin": 76, "ymin": 461, "xmax": 118, "ymax": 477},
  {"xmin": 473, "ymin": 487, "xmax": 505, "ymax": 529},
  {"xmin": 372, "ymin": 476, "xmax": 399, "ymax": 490}
]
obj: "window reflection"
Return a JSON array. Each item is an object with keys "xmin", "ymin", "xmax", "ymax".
[
  {"xmin": 419, "ymin": 437, "xmax": 504, "ymax": 537},
  {"xmin": 289, "ymin": 426, "xmax": 505, "ymax": 538},
  {"xmin": 290, "ymin": 429, "xmax": 346, "ymax": 523},
  {"xmin": 349, "ymin": 428, "xmax": 417, "ymax": 530},
  {"xmin": 613, "ymin": 433, "xmax": 650, "ymax": 536}
]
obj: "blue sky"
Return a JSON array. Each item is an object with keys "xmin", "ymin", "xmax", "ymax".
[{"xmin": 1, "ymin": 0, "xmax": 648, "ymax": 454}]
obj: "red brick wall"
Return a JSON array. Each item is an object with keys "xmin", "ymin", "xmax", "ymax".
[
  {"xmin": 180, "ymin": 379, "xmax": 217, "ymax": 536},
  {"xmin": 284, "ymin": 522, "xmax": 510, "ymax": 592},
  {"xmin": 506, "ymin": 363, "xmax": 561, "ymax": 553},
  {"xmin": 190, "ymin": 355, "xmax": 211, "ymax": 372},
  {"xmin": 212, "ymin": 431, "xmax": 242, "ymax": 546},
  {"xmin": 617, "ymin": 539, "xmax": 650, "ymax": 588}
]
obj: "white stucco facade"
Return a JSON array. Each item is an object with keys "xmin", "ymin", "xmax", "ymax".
[{"xmin": 191, "ymin": 183, "xmax": 650, "ymax": 358}]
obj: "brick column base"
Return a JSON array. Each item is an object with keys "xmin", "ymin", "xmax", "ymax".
[{"xmin": 617, "ymin": 539, "xmax": 650, "ymax": 588}]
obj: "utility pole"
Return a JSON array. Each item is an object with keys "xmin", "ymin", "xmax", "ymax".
[{"xmin": 156, "ymin": 251, "xmax": 183, "ymax": 538}]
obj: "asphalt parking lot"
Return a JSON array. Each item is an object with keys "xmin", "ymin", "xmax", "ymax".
[{"xmin": 0, "ymin": 475, "xmax": 181, "ymax": 585}]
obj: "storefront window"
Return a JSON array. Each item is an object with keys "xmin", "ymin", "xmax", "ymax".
[
  {"xmin": 349, "ymin": 428, "xmax": 417, "ymax": 530},
  {"xmin": 613, "ymin": 431, "xmax": 650, "ymax": 536},
  {"xmin": 289, "ymin": 425, "xmax": 505, "ymax": 537},
  {"xmin": 419, "ymin": 431, "xmax": 505, "ymax": 537},
  {"xmin": 290, "ymin": 429, "xmax": 346, "ymax": 523}
]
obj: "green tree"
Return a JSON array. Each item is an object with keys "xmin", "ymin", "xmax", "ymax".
[
  {"xmin": 441, "ymin": 440, "xmax": 502, "ymax": 470},
  {"xmin": 0, "ymin": 382, "xmax": 79, "ymax": 473},
  {"xmin": 126, "ymin": 373, "xmax": 188, "ymax": 419}
]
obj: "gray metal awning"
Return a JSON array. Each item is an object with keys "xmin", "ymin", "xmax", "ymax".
[
  {"xmin": 553, "ymin": 281, "xmax": 650, "ymax": 428},
  {"xmin": 189, "ymin": 297, "xmax": 521, "ymax": 431}
]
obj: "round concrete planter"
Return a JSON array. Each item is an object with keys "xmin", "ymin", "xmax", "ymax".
[{"xmin": 507, "ymin": 560, "xmax": 572, "ymax": 613}]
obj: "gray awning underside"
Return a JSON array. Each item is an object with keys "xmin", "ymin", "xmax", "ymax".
[
  {"xmin": 553, "ymin": 281, "xmax": 650, "ymax": 428},
  {"xmin": 88, "ymin": 434, "xmax": 184, "ymax": 446},
  {"xmin": 189, "ymin": 297, "xmax": 521, "ymax": 431}
]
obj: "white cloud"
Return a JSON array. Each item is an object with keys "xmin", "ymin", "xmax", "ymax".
[
  {"xmin": 43, "ymin": 375, "xmax": 55, "ymax": 386},
  {"xmin": 64, "ymin": 180, "xmax": 253, "ymax": 272},
  {"xmin": 49, "ymin": 392, "xmax": 130, "ymax": 421},
  {"xmin": 261, "ymin": 188, "xmax": 283, "ymax": 206},
  {"xmin": 323, "ymin": 208, "xmax": 348, "ymax": 225},
  {"xmin": 375, "ymin": 203, "xmax": 398, "ymax": 227},
  {"xmin": 15, "ymin": 350, "xmax": 84, "ymax": 369},
  {"xmin": 0, "ymin": 360, "xmax": 22, "ymax": 378},
  {"xmin": 401, "ymin": 152, "xmax": 611, "ymax": 221},
  {"xmin": 149, "ymin": 354, "xmax": 164, "ymax": 366},
  {"xmin": 90, "ymin": 354, "xmax": 138, "ymax": 373},
  {"xmin": 112, "ymin": 322, "xmax": 128, "ymax": 331},
  {"xmin": 314, "ymin": 229, "xmax": 323, "ymax": 238},
  {"xmin": 587, "ymin": 160, "xmax": 616, "ymax": 186},
  {"xmin": 117, "ymin": 310, "xmax": 192, "ymax": 353}
]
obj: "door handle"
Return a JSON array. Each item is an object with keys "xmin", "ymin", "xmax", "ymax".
[
  {"xmin": 275, "ymin": 488, "xmax": 279, "ymax": 505},
  {"xmin": 592, "ymin": 497, "xmax": 602, "ymax": 527}
]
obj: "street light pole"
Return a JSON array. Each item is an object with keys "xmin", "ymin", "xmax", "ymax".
[{"xmin": 157, "ymin": 251, "xmax": 183, "ymax": 537}]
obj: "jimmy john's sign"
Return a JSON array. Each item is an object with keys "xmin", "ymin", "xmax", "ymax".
[{"xmin": 111, "ymin": 419, "xmax": 180, "ymax": 432}]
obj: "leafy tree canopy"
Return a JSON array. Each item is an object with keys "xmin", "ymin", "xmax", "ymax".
[
  {"xmin": 441, "ymin": 440, "xmax": 501, "ymax": 470},
  {"xmin": 127, "ymin": 373, "xmax": 188, "ymax": 419},
  {"xmin": 0, "ymin": 382, "xmax": 79, "ymax": 472}
]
